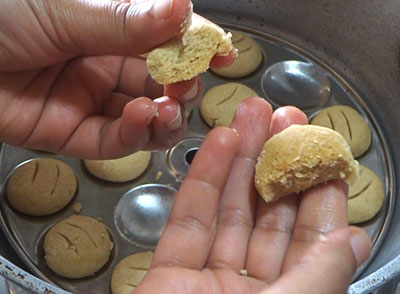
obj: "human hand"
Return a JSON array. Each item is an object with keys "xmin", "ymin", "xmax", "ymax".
[
  {"xmin": 135, "ymin": 98, "xmax": 372, "ymax": 294},
  {"xmin": 0, "ymin": 0, "xmax": 234, "ymax": 159}
]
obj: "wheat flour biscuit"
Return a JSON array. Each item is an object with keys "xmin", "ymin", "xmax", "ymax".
[
  {"xmin": 255, "ymin": 124, "xmax": 359, "ymax": 203},
  {"xmin": 200, "ymin": 83, "xmax": 258, "ymax": 127},
  {"xmin": 211, "ymin": 31, "xmax": 263, "ymax": 78},
  {"xmin": 84, "ymin": 151, "xmax": 151, "ymax": 183},
  {"xmin": 146, "ymin": 15, "xmax": 232, "ymax": 84},
  {"xmin": 43, "ymin": 215, "xmax": 113, "ymax": 279},
  {"xmin": 111, "ymin": 251, "xmax": 154, "ymax": 294},
  {"xmin": 348, "ymin": 165, "xmax": 384, "ymax": 224},
  {"xmin": 7, "ymin": 158, "xmax": 77, "ymax": 216},
  {"xmin": 311, "ymin": 105, "xmax": 371, "ymax": 158}
]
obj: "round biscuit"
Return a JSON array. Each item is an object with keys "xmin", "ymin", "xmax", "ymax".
[
  {"xmin": 200, "ymin": 83, "xmax": 258, "ymax": 127},
  {"xmin": 84, "ymin": 151, "xmax": 151, "ymax": 183},
  {"xmin": 348, "ymin": 165, "xmax": 384, "ymax": 224},
  {"xmin": 311, "ymin": 105, "xmax": 371, "ymax": 157},
  {"xmin": 211, "ymin": 31, "xmax": 263, "ymax": 78},
  {"xmin": 111, "ymin": 251, "xmax": 154, "ymax": 294},
  {"xmin": 7, "ymin": 158, "xmax": 77, "ymax": 216},
  {"xmin": 43, "ymin": 215, "xmax": 113, "ymax": 279}
]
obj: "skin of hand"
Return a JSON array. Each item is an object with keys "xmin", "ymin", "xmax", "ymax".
[
  {"xmin": 135, "ymin": 98, "xmax": 372, "ymax": 294},
  {"xmin": 0, "ymin": 0, "xmax": 234, "ymax": 159}
]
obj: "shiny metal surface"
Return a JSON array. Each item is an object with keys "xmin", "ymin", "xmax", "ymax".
[
  {"xmin": 167, "ymin": 137, "xmax": 204, "ymax": 179},
  {"xmin": 262, "ymin": 60, "xmax": 331, "ymax": 112},
  {"xmin": 114, "ymin": 184, "xmax": 176, "ymax": 247}
]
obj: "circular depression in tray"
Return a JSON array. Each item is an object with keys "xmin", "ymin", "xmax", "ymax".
[
  {"xmin": 114, "ymin": 184, "xmax": 177, "ymax": 248},
  {"xmin": 0, "ymin": 24, "xmax": 394, "ymax": 293}
]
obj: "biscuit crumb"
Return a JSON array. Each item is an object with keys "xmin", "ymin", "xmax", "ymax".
[
  {"xmin": 240, "ymin": 269, "xmax": 248, "ymax": 276},
  {"xmin": 73, "ymin": 203, "xmax": 82, "ymax": 213},
  {"xmin": 155, "ymin": 171, "xmax": 162, "ymax": 181}
]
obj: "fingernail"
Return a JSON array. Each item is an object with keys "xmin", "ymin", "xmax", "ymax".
[
  {"xmin": 231, "ymin": 128, "xmax": 239, "ymax": 137},
  {"xmin": 350, "ymin": 232, "xmax": 371, "ymax": 266},
  {"xmin": 182, "ymin": 81, "xmax": 199, "ymax": 101},
  {"xmin": 146, "ymin": 103, "xmax": 159, "ymax": 125},
  {"xmin": 165, "ymin": 105, "xmax": 182, "ymax": 130},
  {"xmin": 151, "ymin": 0, "xmax": 173, "ymax": 19}
]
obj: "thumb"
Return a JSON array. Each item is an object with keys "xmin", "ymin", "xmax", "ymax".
[
  {"xmin": 261, "ymin": 227, "xmax": 371, "ymax": 294},
  {"xmin": 43, "ymin": 0, "xmax": 192, "ymax": 56}
]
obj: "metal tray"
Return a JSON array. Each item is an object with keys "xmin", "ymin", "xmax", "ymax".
[{"xmin": 0, "ymin": 24, "xmax": 394, "ymax": 294}]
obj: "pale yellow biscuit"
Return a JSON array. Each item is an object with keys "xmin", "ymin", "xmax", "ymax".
[
  {"xmin": 146, "ymin": 15, "xmax": 232, "ymax": 84},
  {"xmin": 43, "ymin": 215, "xmax": 113, "ymax": 279},
  {"xmin": 84, "ymin": 151, "xmax": 151, "ymax": 183},
  {"xmin": 211, "ymin": 31, "xmax": 263, "ymax": 78},
  {"xmin": 255, "ymin": 125, "xmax": 359, "ymax": 203},
  {"xmin": 348, "ymin": 165, "xmax": 384, "ymax": 224},
  {"xmin": 111, "ymin": 251, "xmax": 154, "ymax": 294},
  {"xmin": 311, "ymin": 105, "xmax": 371, "ymax": 158},
  {"xmin": 7, "ymin": 158, "xmax": 77, "ymax": 216},
  {"xmin": 200, "ymin": 83, "xmax": 258, "ymax": 127}
]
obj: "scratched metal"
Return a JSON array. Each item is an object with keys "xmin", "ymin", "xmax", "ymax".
[{"xmin": 0, "ymin": 24, "xmax": 394, "ymax": 294}]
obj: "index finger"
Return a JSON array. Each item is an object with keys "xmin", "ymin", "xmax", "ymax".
[{"xmin": 152, "ymin": 127, "xmax": 239, "ymax": 270}]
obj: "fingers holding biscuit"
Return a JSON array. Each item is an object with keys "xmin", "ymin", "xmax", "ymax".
[
  {"xmin": 260, "ymin": 227, "xmax": 370, "ymax": 294},
  {"xmin": 281, "ymin": 180, "xmax": 350, "ymax": 271},
  {"xmin": 246, "ymin": 106, "xmax": 308, "ymax": 283}
]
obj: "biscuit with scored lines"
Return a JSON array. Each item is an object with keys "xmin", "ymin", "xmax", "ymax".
[
  {"xmin": 7, "ymin": 158, "xmax": 77, "ymax": 216},
  {"xmin": 311, "ymin": 105, "xmax": 371, "ymax": 158},
  {"xmin": 43, "ymin": 215, "xmax": 113, "ymax": 279},
  {"xmin": 111, "ymin": 251, "xmax": 154, "ymax": 294},
  {"xmin": 200, "ymin": 82, "xmax": 258, "ymax": 127},
  {"xmin": 211, "ymin": 31, "xmax": 263, "ymax": 78},
  {"xmin": 348, "ymin": 165, "xmax": 384, "ymax": 224}
]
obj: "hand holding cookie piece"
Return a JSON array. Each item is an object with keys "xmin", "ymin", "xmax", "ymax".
[
  {"xmin": 255, "ymin": 124, "xmax": 359, "ymax": 203},
  {"xmin": 146, "ymin": 15, "xmax": 233, "ymax": 84}
]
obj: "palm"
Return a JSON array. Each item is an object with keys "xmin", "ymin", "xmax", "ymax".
[
  {"xmin": 135, "ymin": 99, "xmax": 356, "ymax": 294},
  {"xmin": 142, "ymin": 267, "xmax": 265, "ymax": 294}
]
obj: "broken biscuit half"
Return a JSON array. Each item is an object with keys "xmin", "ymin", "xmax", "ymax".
[{"xmin": 255, "ymin": 124, "xmax": 359, "ymax": 203}]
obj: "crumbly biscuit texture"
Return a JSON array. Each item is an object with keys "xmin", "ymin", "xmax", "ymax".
[
  {"xmin": 311, "ymin": 105, "xmax": 371, "ymax": 157},
  {"xmin": 200, "ymin": 83, "xmax": 258, "ymax": 127},
  {"xmin": 84, "ymin": 151, "xmax": 151, "ymax": 183},
  {"xmin": 111, "ymin": 251, "xmax": 154, "ymax": 294},
  {"xmin": 212, "ymin": 31, "xmax": 263, "ymax": 78},
  {"xmin": 255, "ymin": 125, "xmax": 359, "ymax": 203},
  {"xmin": 146, "ymin": 16, "xmax": 232, "ymax": 84},
  {"xmin": 44, "ymin": 215, "xmax": 113, "ymax": 279},
  {"xmin": 348, "ymin": 165, "xmax": 384, "ymax": 224},
  {"xmin": 7, "ymin": 158, "xmax": 77, "ymax": 216}
]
